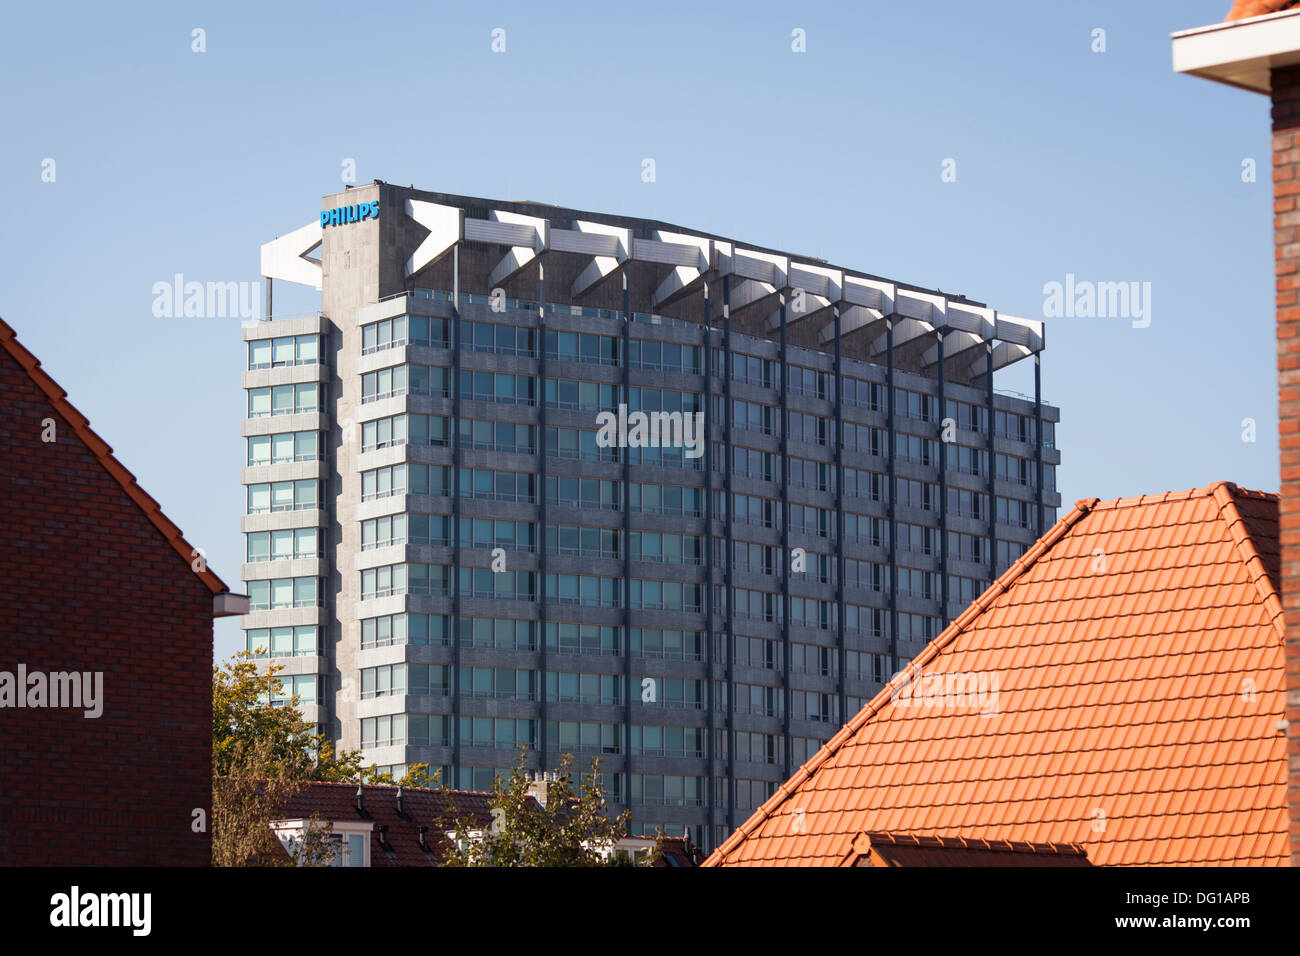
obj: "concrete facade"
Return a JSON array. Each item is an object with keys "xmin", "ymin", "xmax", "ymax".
[{"xmin": 244, "ymin": 184, "xmax": 1062, "ymax": 849}]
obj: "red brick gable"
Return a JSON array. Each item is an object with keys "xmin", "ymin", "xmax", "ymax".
[{"xmin": 0, "ymin": 318, "xmax": 219, "ymax": 865}]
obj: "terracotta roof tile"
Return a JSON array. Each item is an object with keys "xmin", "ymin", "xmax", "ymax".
[
  {"xmin": 705, "ymin": 483, "xmax": 1288, "ymax": 867},
  {"xmin": 0, "ymin": 316, "xmax": 230, "ymax": 597}
]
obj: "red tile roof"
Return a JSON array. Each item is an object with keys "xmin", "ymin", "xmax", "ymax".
[
  {"xmin": 1226, "ymin": 1, "xmax": 1297, "ymax": 22},
  {"xmin": 0, "ymin": 316, "xmax": 231, "ymax": 598},
  {"xmin": 845, "ymin": 831, "xmax": 1092, "ymax": 867},
  {"xmin": 705, "ymin": 483, "xmax": 1288, "ymax": 867},
  {"xmin": 277, "ymin": 781, "xmax": 512, "ymax": 866}
]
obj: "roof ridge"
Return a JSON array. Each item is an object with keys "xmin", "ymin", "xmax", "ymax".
[
  {"xmin": 1082, "ymin": 482, "xmax": 1278, "ymax": 511},
  {"xmin": 0, "ymin": 316, "xmax": 228, "ymax": 596},
  {"xmin": 703, "ymin": 496, "xmax": 1100, "ymax": 867},
  {"xmin": 1209, "ymin": 481, "xmax": 1286, "ymax": 643}
]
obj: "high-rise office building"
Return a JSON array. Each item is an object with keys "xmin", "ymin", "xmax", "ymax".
[{"xmin": 243, "ymin": 182, "xmax": 1060, "ymax": 849}]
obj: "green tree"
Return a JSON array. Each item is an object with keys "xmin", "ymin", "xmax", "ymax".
[
  {"xmin": 212, "ymin": 650, "xmax": 438, "ymax": 866},
  {"xmin": 213, "ymin": 650, "xmax": 436, "ymax": 785},
  {"xmin": 441, "ymin": 751, "xmax": 653, "ymax": 867}
]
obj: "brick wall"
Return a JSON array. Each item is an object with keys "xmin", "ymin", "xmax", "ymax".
[
  {"xmin": 0, "ymin": 346, "xmax": 213, "ymax": 865},
  {"xmin": 1274, "ymin": 62, "xmax": 1300, "ymax": 867}
]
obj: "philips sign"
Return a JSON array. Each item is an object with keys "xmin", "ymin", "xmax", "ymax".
[{"xmin": 321, "ymin": 201, "xmax": 379, "ymax": 228}]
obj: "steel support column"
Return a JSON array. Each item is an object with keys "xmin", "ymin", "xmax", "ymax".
[
  {"xmin": 1035, "ymin": 353, "xmax": 1045, "ymax": 536},
  {"xmin": 777, "ymin": 291, "xmax": 792, "ymax": 782},
  {"xmin": 722, "ymin": 275, "xmax": 736, "ymax": 835},
  {"xmin": 936, "ymin": 330, "xmax": 948, "ymax": 624},
  {"xmin": 832, "ymin": 302, "xmax": 847, "ymax": 729},
  {"xmin": 537, "ymin": 261, "xmax": 550, "ymax": 774},
  {"xmin": 885, "ymin": 317, "xmax": 898, "ymax": 675},
  {"xmin": 701, "ymin": 281, "xmax": 716, "ymax": 850},
  {"xmin": 986, "ymin": 340, "xmax": 997, "ymax": 582},
  {"xmin": 450, "ymin": 245, "xmax": 463, "ymax": 776},
  {"xmin": 620, "ymin": 273, "xmax": 633, "ymax": 812}
]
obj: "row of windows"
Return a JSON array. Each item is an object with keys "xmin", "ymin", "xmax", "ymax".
[
  {"xmin": 360, "ymin": 513, "xmax": 450, "ymax": 550},
  {"xmin": 247, "ymin": 576, "xmax": 321, "ymax": 610},
  {"xmin": 360, "ymin": 613, "xmax": 448, "ymax": 648},
  {"xmin": 361, "ymin": 364, "xmax": 448, "ymax": 403},
  {"xmin": 361, "ymin": 713, "xmax": 444, "ymax": 748},
  {"xmin": 359, "ymin": 616, "xmax": 700, "ymax": 661},
  {"xmin": 247, "ymin": 383, "xmax": 320, "ymax": 418},
  {"xmin": 245, "ymin": 625, "xmax": 318, "ymax": 658},
  {"xmin": 458, "ymin": 319, "xmax": 534, "ymax": 356},
  {"xmin": 459, "ymin": 370, "xmax": 534, "ymax": 405},
  {"xmin": 246, "ymin": 430, "xmax": 321, "ymax": 466},
  {"xmin": 361, "ymin": 314, "xmax": 448, "ymax": 354},
  {"xmin": 360, "ymin": 563, "xmax": 450, "ymax": 600},
  {"xmin": 361, "ymin": 663, "xmax": 450, "ymax": 699},
  {"xmin": 350, "ymin": 415, "xmax": 1045, "ymax": 483},
  {"xmin": 361, "ymin": 413, "xmax": 449, "ymax": 452},
  {"xmin": 247, "ymin": 334, "xmax": 323, "ymax": 370},
  {"xmin": 361, "ymin": 463, "xmax": 447, "ymax": 501},
  {"xmin": 246, "ymin": 480, "xmax": 320, "ymax": 514},
  {"xmin": 354, "ymin": 317, "xmax": 1051, "ymax": 448},
  {"xmin": 353, "ymin": 553, "xmax": 1015, "ymax": 615},
  {"xmin": 247, "ymin": 528, "xmax": 320, "ymax": 561}
]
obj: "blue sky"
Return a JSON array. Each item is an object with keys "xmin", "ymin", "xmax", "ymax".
[{"xmin": 0, "ymin": 0, "xmax": 1272, "ymax": 661}]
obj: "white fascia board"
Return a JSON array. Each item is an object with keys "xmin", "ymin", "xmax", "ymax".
[
  {"xmin": 921, "ymin": 329, "xmax": 983, "ymax": 368},
  {"xmin": 945, "ymin": 302, "xmax": 996, "ymax": 340},
  {"xmin": 894, "ymin": 288, "xmax": 945, "ymax": 324},
  {"xmin": 489, "ymin": 209, "xmax": 549, "ymax": 253},
  {"xmin": 1172, "ymin": 9, "xmax": 1300, "ymax": 95},
  {"xmin": 788, "ymin": 263, "xmax": 842, "ymax": 301},
  {"xmin": 819, "ymin": 304, "xmax": 883, "ymax": 344},
  {"xmin": 403, "ymin": 200, "xmax": 462, "ymax": 278},
  {"xmin": 995, "ymin": 313, "xmax": 1045, "ymax": 351},
  {"xmin": 842, "ymin": 276, "xmax": 893, "ymax": 313},
  {"xmin": 728, "ymin": 248, "xmax": 788, "ymax": 288},
  {"xmin": 650, "ymin": 230, "xmax": 710, "ymax": 270},
  {"xmin": 261, "ymin": 221, "xmax": 324, "ymax": 290}
]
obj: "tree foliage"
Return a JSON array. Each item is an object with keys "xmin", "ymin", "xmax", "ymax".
[
  {"xmin": 441, "ymin": 752, "xmax": 653, "ymax": 867},
  {"xmin": 212, "ymin": 650, "xmax": 436, "ymax": 866}
]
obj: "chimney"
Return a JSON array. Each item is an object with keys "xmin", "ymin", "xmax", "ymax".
[
  {"xmin": 395, "ymin": 786, "xmax": 404, "ymax": 818},
  {"xmin": 355, "ymin": 783, "xmax": 365, "ymax": 816},
  {"xmin": 1173, "ymin": 2, "xmax": 1300, "ymax": 867},
  {"xmin": 526, "ymin": 771, "xmax": 551, "ymax": 808},
  {"xmin": 418, "ymin": 826, "xmax": 430, "ymax": 852}
]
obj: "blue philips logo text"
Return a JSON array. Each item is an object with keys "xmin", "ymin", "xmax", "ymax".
[{"xmin": 321, "ymin": 201, "xmax": 379, "ymax": 228}]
